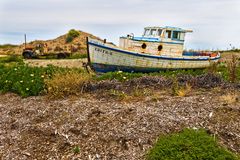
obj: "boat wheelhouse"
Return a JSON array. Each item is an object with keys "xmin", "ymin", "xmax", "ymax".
[{"xmin": 119, "ymin": 26, "xmax": 192, "ymax": 57}]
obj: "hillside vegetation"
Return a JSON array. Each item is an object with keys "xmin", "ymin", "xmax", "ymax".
[{"xmin": 0, "ymin": 29, "xmax": 101, "ymax": 55}]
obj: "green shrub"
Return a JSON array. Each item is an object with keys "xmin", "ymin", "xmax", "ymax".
[
  {"xmin": 149, "ymin": 69, "xmax": 205, "ymax": 77},
  {"xmin": 95, "ymin": 71, "xmax": 144, "ymax": 82},
  {"xmin": 95, "ymin": 69, "xmax": 205, "ymax": 82},
  {"xmin": 0, "ymin": 55, "xmax": 23, "ymax": 63},
  {"xmin": 73, "ymin": 146, "xmax": 80, "ymax": 154},
  {"xmin": 68, "ymin": 53, "xmax": 87, "ymax": 59},
  {"xmin": 0, "ymin": 65, "xmax": 45, "ymax": 97},
  {"xmin": 0, "ymin": 44, "xmax": 17, "ymax": 49},
  {"xmin": 146, "ymin": 129, "xmax": 239, "ymax": 160},
  {"xmin": 217, "ymin": 63, "xmax": 240, "ymax": 82},
  {"xmin": 95, "ymin": 65, "xmax": 240, "ymax": 83},
  {"xmin": 65, "ymin": 36, "xmax": 74, "ymax": 43},
  {"xmin": 0, "ymin": 63, "xmax": 86, "ymax": 97},
  {"xmin": 65, "ymin": 29, "xmax": 80, "ymax": 43},
  {"xmin": 0, "ymin": 64, "xmax": 64, "ymax": 97}
]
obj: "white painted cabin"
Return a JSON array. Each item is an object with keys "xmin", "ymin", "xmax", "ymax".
[{"xmin": 119, "ymin": 26, "xmax": 192, "ymax": 57}]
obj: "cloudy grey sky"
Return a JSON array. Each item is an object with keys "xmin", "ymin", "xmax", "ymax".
[{"xmin": 0, "ymin": 0, "xmax": 239, "ymax": 49}]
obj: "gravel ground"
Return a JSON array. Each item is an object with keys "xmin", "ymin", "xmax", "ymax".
[{"xmin": 0, "ymin": 91, "xmax": 239, "ymax": 160}]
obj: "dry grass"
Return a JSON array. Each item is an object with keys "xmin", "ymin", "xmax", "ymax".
[
  {"xmin": 220, "ymin": 51, "xmax": 240, "ymax": 62},
  {"xmin": 45, "ymin": 71, "xmax": 92, "ymax": 98},
  {"xmin": 174, "ymin": 83, "xmax": 192, "ymax": 97},
  {"xmin": 220, "ymin": 93, "xmax": 239, "ymax": 105},
  {"xmin": 132, "ymin": 88, "xmax": 153, "ymax": 97},
  {"xmin": 107, "ymin": 88, "xmax": 154, "ymax": 101},
  {"xmin": 108, "ymin": 89, "xmax": 128, "ymax": 100},
  {"xmin": 227, "ymin": 55, "xmax": 239, "ymax": 83}
]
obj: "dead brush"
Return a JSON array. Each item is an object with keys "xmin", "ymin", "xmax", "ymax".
[
  {"xmin": 220, "ymin": 93, "xmax": 239, "ymax": 105},
  {"xmin": 108, "ymin": 89, "xmax": 128, "ymax": 100},
  {"xmin": 132, "ymin": 87, "xmax": 153, "ymax": 97},
  {"xmin": 227, "ymin": 54, "xmax": 238, "ymax": 83},
  {"xmin": 45, "ymin": 71, "xmax": 92, "ymax": 98},
  {"xmin": 207, "ymin": 62, "xmax": 218, "ymax": 74},
  {"xmin": 172, "ymin": 79, "xmax": 192, "ymax": 97}
]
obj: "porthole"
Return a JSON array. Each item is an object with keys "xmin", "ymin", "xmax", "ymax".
[
  {"xmin": 141, "ymin": 43, "xmax": 147, "ymax": 49},
  {"xmin": 158, "ymin": 45, "xmax": 163, "ymax": 51}
]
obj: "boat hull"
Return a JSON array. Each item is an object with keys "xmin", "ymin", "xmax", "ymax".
[{"xmin": 87, "ymin": 38, "xmax": 220, "ymax": 73}]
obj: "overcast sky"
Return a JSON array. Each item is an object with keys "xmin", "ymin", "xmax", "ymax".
[{"xmin": 0, "ymin": 0, "xmax": 239, "ymax": 50}]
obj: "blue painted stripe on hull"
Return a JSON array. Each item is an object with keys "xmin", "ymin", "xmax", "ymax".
[
  {"xmin": 92, "ymin": 63, "xmax": 202, "ymax": 73},
  {"xmin": 120, "ymin": 37, "xmax": 184, "ymax": 44},
  {"xmin": 88, "ymin": 42, "xmax": 221, "ymax": 61}
]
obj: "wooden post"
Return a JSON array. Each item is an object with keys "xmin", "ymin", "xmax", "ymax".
[
  {"xmin": 86, "ymin": 37, "xmax": 90, "ymax": 64},
  {"xmin": 86, "ymin": 37, "xmax": 95, "ymax": 72},
  {"xmin": 24, "ymin": 34, "xmax": 27, "ymax": 49}
]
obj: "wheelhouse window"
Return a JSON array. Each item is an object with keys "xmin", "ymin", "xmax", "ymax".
[
  {"xmin": 165, "ymin": 30, "xmax": 172, "ymax": 39},
  {"xmin": 172, "ymin": 31, "xmax": 185, "ymax": 40},
  {"xmin": 172, "ymin": 31, "xmax": 180, "ymax": 39},
  {"xmin": 144, "ymin": 29, "xmax": 151, "ymax": 36},
  {"xmin": 158, "ymin": 29, "xmax": 162, "ymax": 36},
  {"xmin": 150, "ymin": 29, "xmax": 156, "ymax": 36},
  {"xmin": 144, "ymin": 28, "xmax": 163, "ymax": 37},
  {"xmin": 179, "ymin": 32, "xmax": 185, "ymax": 40}
]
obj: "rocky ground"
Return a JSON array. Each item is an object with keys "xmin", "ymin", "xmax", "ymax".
[{"xmin": 0, "ymin": 89, "xmax": 239, "ymax": 160}]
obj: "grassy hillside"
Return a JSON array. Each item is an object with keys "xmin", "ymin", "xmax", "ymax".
[{"xmin": 0, "ymin": 29, "xmax": 101, "ymax": 55}]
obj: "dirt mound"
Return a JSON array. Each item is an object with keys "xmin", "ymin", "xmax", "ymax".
[{"xmin": 0, "ymin": 30, "xmax": 101, "ymax": 55}]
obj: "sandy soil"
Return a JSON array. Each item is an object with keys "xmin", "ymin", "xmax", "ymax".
[
  {"xmin": 24, "ymin": 59, "xmax": 88, "ymax": 68},
  {"xmin": 0, "ymin": 55, "xmax": 8, "ymax": 58},
  {"xmin": 0, "ymin": 90, "xmax": 239, "ymax": 160}
]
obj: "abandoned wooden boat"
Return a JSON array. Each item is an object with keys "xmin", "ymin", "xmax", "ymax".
[{"xmin": 87, "ymin": 26, "xmax": 220, "ymax": 73}]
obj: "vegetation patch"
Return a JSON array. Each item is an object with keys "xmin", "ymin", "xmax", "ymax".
[
  {"xmin": 146, "ymin": 129, "xmax": 239, "ymax": 160},
  {"xmin": 172, "ymin": 81, "xmax": 192, "ymax": 97},
  {"xmin": 220, "ymin": 92, "xmax": 239, "ymax": 105},
  {"xmin": 0, "ymin": 55, "xmax": 23, "ymax": 63},
  {"xmin": 45, "ymin": 70, "xmax": 92, "ymax": 98},
  {"xmin": 0, "ymin": 60, "xmax": 85, "ymax": 97},
  {"xmin": 95, "ymin": 69, "xmax": 206, "ymax": 82},
  {"xmin": 0, "ymin": 55, "xmax": 239, "ymax": 98},
  {"xmin": 65, "ymin": 29, "xmax": 80, "ymax": 43},
  {"xmin": 0, "ymin": 44, "xmax": 18, "ymax": 49},
  {"xmin": 0, "ymin": 64, "xmax": 48, "ymax": 97},
  {"xmin": 95, "ymin": 71, "xmax": 144, "ymax": 82},
  {"xmin": 68, "ymin": 53, "xmax": 88, "ymax": 59}
]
